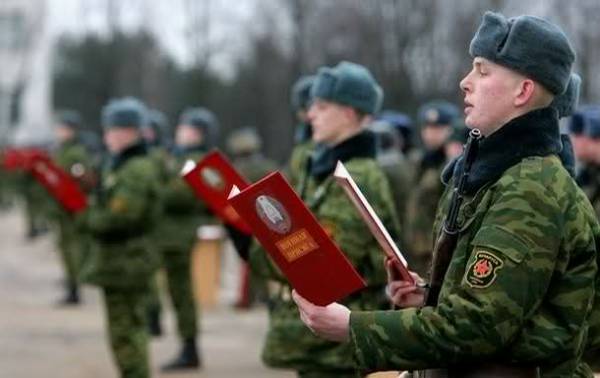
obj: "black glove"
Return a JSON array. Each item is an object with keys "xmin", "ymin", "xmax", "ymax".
[{"xmin": 224, "ymin": 223, "xmax": 252, "ymax": 261}]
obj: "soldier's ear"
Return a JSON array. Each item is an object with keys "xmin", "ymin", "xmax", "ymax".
[{"xmin": 514, "ymin": 79, "xmax": 536, "ymax": 108}]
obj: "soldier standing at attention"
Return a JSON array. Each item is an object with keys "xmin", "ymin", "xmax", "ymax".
[
  {"xmin": 157, "ymin": 107, "xmax": 218, "ymax": 371},
  {"xmin": 248, "ymin": 61, "xmax": 401, "ymax": 378},
  {"xmin": 79, "ymin": 97, "xmax": 161, "ymax": 378},
  {"xmin": 405, "ymin": 100, "xmax": 458, "ymax": 277},
  {"xmin": 293, "ymin": 12, "xmax": 599, "ymax": 377},
  {"xmin": 52, "ymin": 110, "xmax": 93, "ymax": 305}
]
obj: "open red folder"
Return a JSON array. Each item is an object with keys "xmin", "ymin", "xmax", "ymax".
[
  {"xmin": 333, "ymin": 161, "xmax": 414, "ymax": 284},
  {"xmin": 227, "ymin": 171, "xmax": 366, "ymax": 306},
  {"xmin": 181, "ymin": 150, "xmax": 252, "ymax": 235},
  {"xmin": 29, "ymin": 155, "xmax": 88, "ymax": 213}
]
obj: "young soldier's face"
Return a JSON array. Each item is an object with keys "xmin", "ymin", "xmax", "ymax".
[
  {"xmin": 104, "ymin": 127, "xmax": 140, "ymax": 154},
  {"xmin": 308, "ymin": 99, "xmax": 358, "ymax": 145},
  {"xmin": 460, "ymin": 57, "xmax": 522, "ymax": 135},
  {"xmin": 55, "ymin": 125, "xmax": 75, "ymax": 144},
  {"xmin": 175, "ymin": 124, "xmax": 203, "ymax": 147}
]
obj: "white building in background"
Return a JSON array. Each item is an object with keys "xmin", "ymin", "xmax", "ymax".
[{"xmin": 0, "ymin": 0, "xmax": 52, "ymax": 146}]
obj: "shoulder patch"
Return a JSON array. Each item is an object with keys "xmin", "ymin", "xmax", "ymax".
[{"xmin": 465, "ymin": 250, "xmax": 504, "ymax": 289}]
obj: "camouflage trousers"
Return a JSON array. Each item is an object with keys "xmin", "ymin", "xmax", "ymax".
[
  {"xmin": 163, "ymin": 248, "xmax": 198, "ymax": 339},
  {"xmin": 102, "ymin": 287, "xmax": 150, "ymax": 378},
  {"xmin": 57, "ymin": 228, "xmax": 81, "ymax": 286}
]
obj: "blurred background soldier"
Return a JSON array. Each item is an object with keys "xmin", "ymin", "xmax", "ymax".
[
  {"xmin": 156, "ymin": 107, "xmax": 218, "ymax": 371},
  {"xmin": 369, "ymin": 117, "xmax": 412, "ymax": 250},
  {"xmin": 287, "ymin": 75, "xmax": 315, "ymax": 188},
  {"xmin": 141, "ymin": 109, "xmax": 171, "ymax": 338},
  {"xmin": 574, "ymin": 107, "xmax": 600, "ymax": 217},
  {"xmin": 51, "ymin": 110, "xmax": 93, "ymax": 305},
  {"xmin": 444, "ymin": 119, "xmax": 469, "ymax": 161},
  {"xmin": 404, "ymin": 100, "xmax": 458, "ymax": 277},
  {"xmin": 226, "ymin": 126, "xmax": 278, "ymax": 309},
  {"xmin": 78, "ymin": 97, "xmax": 161, "ymax": 378},
  {"xmin": 378, "ymin": 110, "xmax": 415, "ymax": 157}
]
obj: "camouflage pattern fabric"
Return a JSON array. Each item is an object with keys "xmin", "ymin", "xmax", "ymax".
[
  {"xmin": 103, "ymin": 286, "xmax": 150, "ymax": 378},
  {"xmin": 249, "ymin": 155, "xmax": 400, "ymax": 374},
  {"xmin": 153, "ymin": 147, "xmax": 213, "ymax": 339},
  {"xmin": 404, "ymin": 150, "xmax": 447, "ymax": 277},
  {"xmin": 286, "ymin": 140, "xmax": 314, "ymax": 189},
  {"xmin": 79, "ymin": 142, "xmax": 161, "ymax": 289},
  {"xmin": 52, "ymin": 139, "xmax": 92, "ymax": 287},
  {"xmin": 350, "ymin": 153, "xmax": 599, "ymax": 376}
]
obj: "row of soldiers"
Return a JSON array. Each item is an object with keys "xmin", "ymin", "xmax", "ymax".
[{"xmin": 1, "ymin": 10, "xmax": 600, "ymax": 378}]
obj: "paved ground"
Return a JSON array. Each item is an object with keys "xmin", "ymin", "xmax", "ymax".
[{"xmin": 0, "ymin": 208, "xmax": 295, "ymax": 378}]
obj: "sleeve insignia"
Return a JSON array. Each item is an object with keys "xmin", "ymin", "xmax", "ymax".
[
  {"xmin": 109, "ymin": 197, "xmax": 128, "ymax": 214},
  {"xmin": 465, "ymin": 250, "xmax": 504, "ymax": 288}
]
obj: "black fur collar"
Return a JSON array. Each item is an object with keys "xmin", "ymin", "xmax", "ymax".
[
  {"xmin": 309, "ymin": 130, "xmax": 376, "ymax": 181},
  {"xmin": 109, "ymin": 141, "xmax": 148, "ymax": 170},
  {"xmin": 442, "ymin": 107, "xmax": 562, "ymax": 195}
]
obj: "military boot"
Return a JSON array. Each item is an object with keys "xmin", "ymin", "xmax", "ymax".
[
  {"xmin": 147, "ymin": 307, "xmax": 162, "ymax": 337},
  {"xmin": 161, "ymin": 338, "xmax": 201, "ymax": 371},
  {"xmin": 57, "ymin": 282, "xmax": 80, "ymax": 306}
]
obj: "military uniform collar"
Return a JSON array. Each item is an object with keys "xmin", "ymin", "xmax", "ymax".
[
  {"xmin": 308, "ymin": 129, "xmax": 376, "ymax": 181},
  {"xmin": 442, "ymin": 107, "xmax": 562, "ymax": 195},
  {"xmin": 109, "ymin": 141, "xmax": 147, "ymax": 170}
]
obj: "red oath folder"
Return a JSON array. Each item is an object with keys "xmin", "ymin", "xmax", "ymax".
[
  {"xmin": 29, "ymin": 156, "xmax": 87, "ymax": 213},
  {"xmin": 228, "ymin": 171, "xmax": 366, "ymax": 306},
  {"xmin": 2, "ymin": 148, "xmax": 49, "ymax": 171},
  {"xmin": 181, "ymin": 150, "xmax": 252, "ymax": 234}
]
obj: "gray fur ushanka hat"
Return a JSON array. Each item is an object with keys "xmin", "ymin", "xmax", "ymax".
[{"xmin": 470, "ymin": 12, "xmax": 575, "ymax": 95}]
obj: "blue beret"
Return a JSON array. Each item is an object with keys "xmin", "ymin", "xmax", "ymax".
[
  {"xmin": 311, "ymin": 61, "xmax": 383, "ymax": 115},
  {"xmin": 470, "ymin": 12, "xmax": 575, "ymax": 95},
  {"xmin": 57, "ymin": 110, "xmax": 82, "ymax": 129},
  {"xmin": 378, "ymin": 110, "xmax": 413, "ymax": 132},
  {"xmin": 418, "ymin": 100, "xmax": 459, "ymax": 126},
  {"xmin": 179, "ymin": 107, "xmax": 219, "ymax": 131},
  {"xmin": 146, "ymin": 109, "xmax": 168, "ymax": 132},
  {"xmin": 291, "ymin": 75, "xmax": 315, "ymax": 112},
  {"xmin": 102, "ymin": 97, "xmax": 148, "ymax": 129},
  {"xmin": 551, "ymin": 73, "xmax": 581, "ymax": 118}
]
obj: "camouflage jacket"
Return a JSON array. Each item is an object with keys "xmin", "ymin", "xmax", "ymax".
[
  {"xmin": 405, "ymin": 147, "xmax": 447, "ymax": 257},
  {"xmin": 249, "ymin": 130, "xmax": 401, "ymax": 372},
  {"xmin": 286, "ymin": 140, "xmax": 314, "ymax": 189},
  {"xmin": 154, "ymin": 145, "xmax": 214, "ymax": 252},
  {"xmin": 51, "ymin": 139, "xmax": 93, "ymax": 222},
  {"xmin": 350, "ymin": 108, "xmax": 600, "ymax": 377},
  {"xmin": 79, "ymin": 142, "xmax": 161, "ymax": 288},
  {"xmin": 232, "ymin": 152, "xmax": 278, "ymax": 183}
]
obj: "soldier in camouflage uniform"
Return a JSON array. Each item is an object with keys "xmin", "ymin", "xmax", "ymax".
[
  {"xmin": 248, "ymin": 61, "xmax": 401, "ymax": 378},
  {"xmin": 226, "ymin": 127, "xmax": 278, "ymax": 308},
  {"xmin": 157, "ymin": 107, "xmax": 218, "ymax": 371},
  {"xmin": 287, "ymin": 75, "xmax": 316, "ymax": 188},
  {"xmin": 293, "ymin": 12, "xmax": 600, "ymax": 377},
  {"xmin": 78, "ymin": 97, "xmax": 161, "ymax": 378},
  {"xmin": 404, "ymin": 101, "xmax": 459, "ymax": 277},
  {"xmin": 51, "ymin": 110, "xmax": 93, "ymax": 305},
  {"xmin": 141, "ymin": 109, "xmax": 171, "ymax": 337},
  {"xmin": 369, "ymin": 118, "xmax": 412, "ymax": 251}
]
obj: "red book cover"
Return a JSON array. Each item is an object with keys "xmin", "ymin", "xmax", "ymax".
[
  {"xmin": 29, "ymin": 155, "xmax": 88, "ymax": 213},
  {"xmin": 228, "ymin": 171, "xmax": 366, "ymax": 306},
  {"xmin": 181, "ymin": 150, "xmax": 252, "ymax": 234},
  {"xmin": 333, "ymin": 161, "xmax": 414, "ymax": 284},
  {"xmin": 1, "ymin": 148, "xmax": 49, "ymax": 171}
]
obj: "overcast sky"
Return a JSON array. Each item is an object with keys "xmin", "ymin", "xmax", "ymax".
[{"xmin": 47, "ymin": 0, "xmax": 290, "ymax": 79}]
